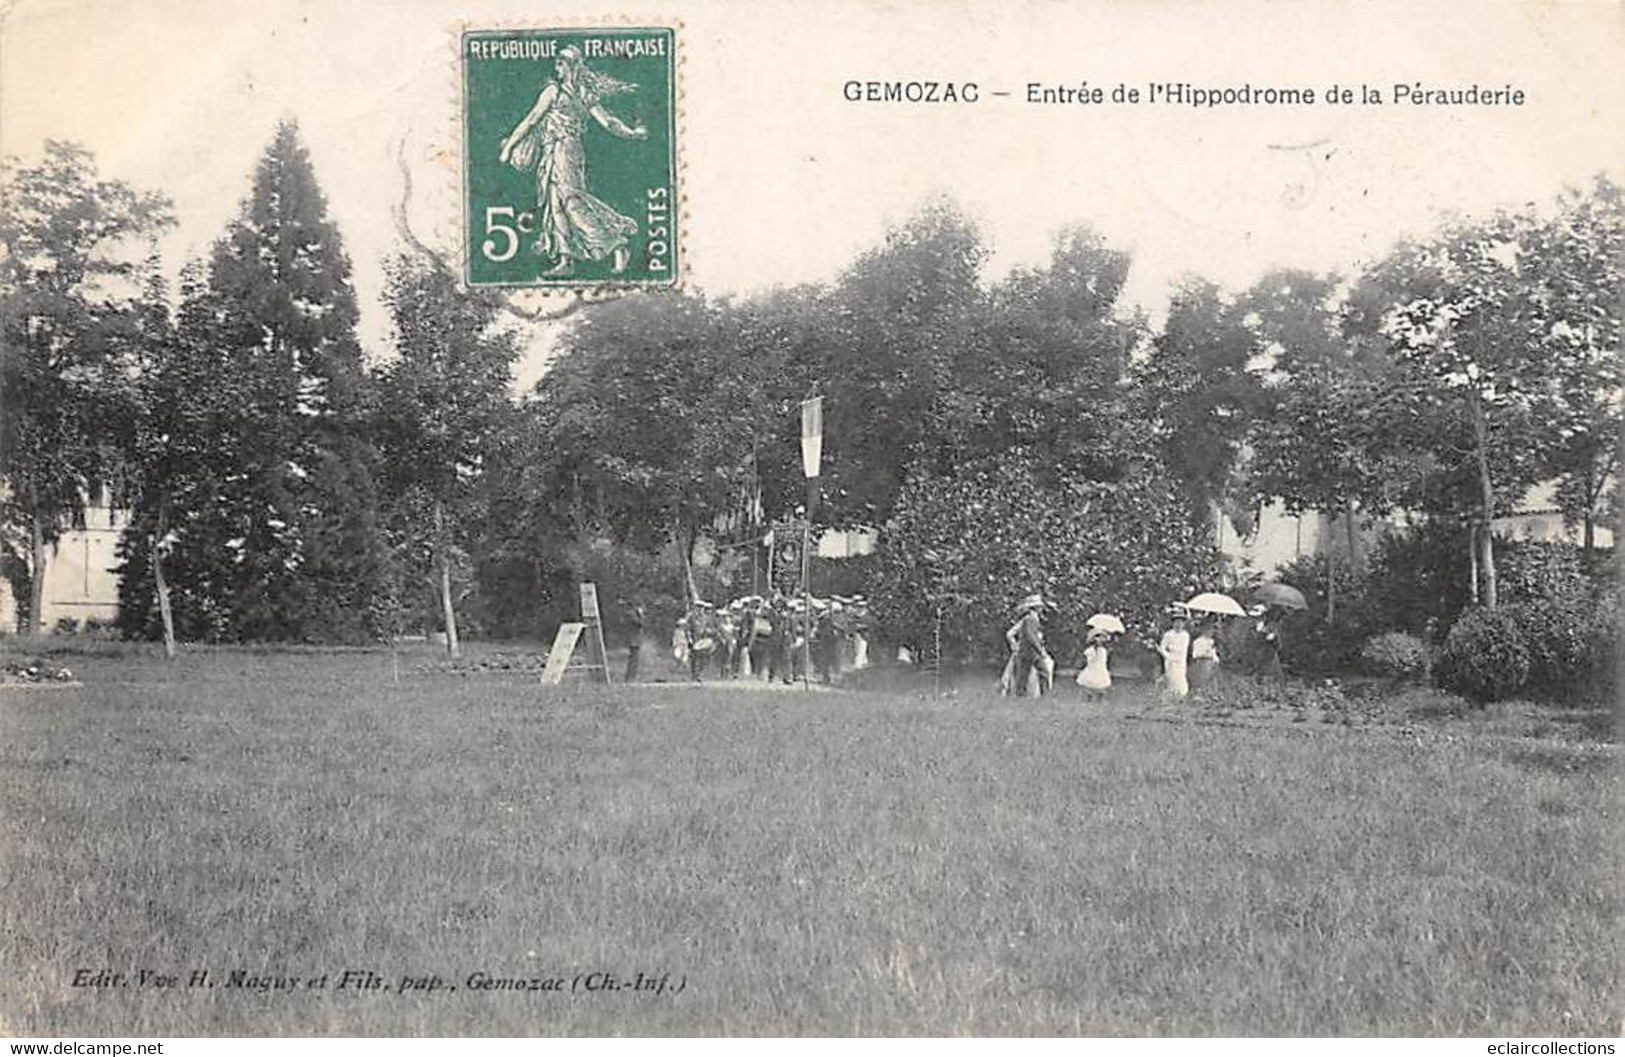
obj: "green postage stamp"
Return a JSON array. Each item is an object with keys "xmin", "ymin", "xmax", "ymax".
[{"xmin": 462, "ymin": 27, "xmax": 678, "ymax": 288}]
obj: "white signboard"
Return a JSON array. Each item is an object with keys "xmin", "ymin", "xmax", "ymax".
[{"xmin": 539, "ymin": 622, "xmax": 586, "ymax": 685}]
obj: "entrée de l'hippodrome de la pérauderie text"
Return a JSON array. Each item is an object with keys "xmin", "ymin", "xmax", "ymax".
[{"xmin": 841, "ymin": 80, "xmax": 1528, "ymax": 106}]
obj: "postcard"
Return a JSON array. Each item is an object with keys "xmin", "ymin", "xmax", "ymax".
[{"xmin": 1, "ymin": 0, "xmax": 1619, "ymax": 1040}]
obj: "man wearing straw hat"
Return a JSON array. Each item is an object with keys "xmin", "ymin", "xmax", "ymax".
[{"xmin": 1003, "ymin": 593, "xmax": 1052, "ymax": 697}]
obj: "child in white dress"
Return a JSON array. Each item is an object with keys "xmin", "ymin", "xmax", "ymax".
[{"xmin": 1076, "ymin": 630, "xmax": 1112, "ymax": 701}]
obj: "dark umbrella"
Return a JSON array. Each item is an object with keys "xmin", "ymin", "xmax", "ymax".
[{"xmin": 1254, "ymin": 582, "xmax": 1308, "ymax": 611}]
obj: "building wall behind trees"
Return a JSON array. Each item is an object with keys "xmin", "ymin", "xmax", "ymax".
[{"xmin": 0, "ymin": 498, "xmax": 123, "ymax": 633}]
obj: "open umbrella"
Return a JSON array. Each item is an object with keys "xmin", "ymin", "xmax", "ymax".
[
  {"xmin": 1085, "ymin": 613, "xmax": 1126, "ymax": 634},
  {"xmin": 1253, "ymin": 582, "xmax": 1308, "ymax": 611},
  {"xmin": 1184, "ymin": 591, "xmax": 1247, "ymax": 617}
]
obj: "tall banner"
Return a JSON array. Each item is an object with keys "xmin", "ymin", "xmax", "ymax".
[{"xmin": 800, "ymin": 396, "xmax": 823, "ymax": 479}]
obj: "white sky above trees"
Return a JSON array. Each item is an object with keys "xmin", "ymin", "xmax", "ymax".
[{"xmin": 3, "ymin": 0, "xmax": 1620, "ymax": 391}]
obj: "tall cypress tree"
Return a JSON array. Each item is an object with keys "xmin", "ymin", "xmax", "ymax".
[{"xmin": 201, "ymin": 121, "xmax": 385, "ymax": 642}]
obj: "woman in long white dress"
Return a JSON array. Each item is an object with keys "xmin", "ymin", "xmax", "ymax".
[
  {"xmin": 1159, "ymin": 607, "xmax": 1191, "ymax": 699},
  {"xmin": 498, "ymin": 47, "xmax": 647, "ymax": 275},
  {"xmin": 1189, "ymin": 620, "xmax": 1220, "ymax": 692}
]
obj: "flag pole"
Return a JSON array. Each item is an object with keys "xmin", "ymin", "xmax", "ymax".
[
  {"xmin": 801, "ymin": 514, "xmax": 811, "ymax": 690},
  {"xmin": 799, "ymin": 394, "xmax": 824, "ymax": 692}
]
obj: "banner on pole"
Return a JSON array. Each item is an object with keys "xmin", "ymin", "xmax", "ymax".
[{"xmin": 800, "ymin": 396, "xmax": 823, "ymax": 479}]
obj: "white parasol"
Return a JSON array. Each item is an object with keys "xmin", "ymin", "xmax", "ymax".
[
  {"xmin": 1085, "ymin": 613, "xmax": 1126, "ymax": 634},
  {"xmin": 1184, "ymin": 591, "xmax": 1247, "ymax": 617}
]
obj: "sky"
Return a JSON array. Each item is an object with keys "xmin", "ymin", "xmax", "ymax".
[{"xmin": 3, "ymin": 0, "xmax": 1621, "ymax": 390}]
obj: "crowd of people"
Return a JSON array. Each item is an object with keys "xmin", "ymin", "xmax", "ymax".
[
  {"xmin": 619, "ymin": 585, "xmax": 1291, "ymax": 695},
  {"xmin": 667, "ymin": 594, "xmax": 872, "ymax": 685},
  {"xmin": 996, "ymin": 593, "xmax": 1288, "ymax": 700}
]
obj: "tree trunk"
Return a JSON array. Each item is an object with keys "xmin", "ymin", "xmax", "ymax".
[
  {"xmin": 438, "ymin": 555, "xmax": 460, "ymax": 658},
  {"xmin": 28, "ymin": 511, "xmax": 46, "ymax": 637},
  {"xmin": 1325, "ymin": 514, "xmax": 1337, "ymax": 624},
  {"xmin": 1468, "ymin": 390, "xmax": 1498, "ymax": 608},
  {"xmin": 150, "ymin": 531, "xmax": 177, "ymax": 661},
  {"xmin": 1468, "ymin": 523, "xmax": 1480, "ymax": 606},
  {"xmin": 1583, "ymin": 512, "xmax": 1594, "ymax": 552},
  {"xmin": 1345, "ymin": 505, "xmax": 1361, "ymax": 574},
  {"xmin": 678, "ymin": 521, "xmax": 700, "ymax": 605},
  {"xmin": 434, "ymin": 500, "xmax": 460, "ymax": 659},
  {"xmin": 1479, "ymin": 519, "xmax": 1498, "ymax": 610}
]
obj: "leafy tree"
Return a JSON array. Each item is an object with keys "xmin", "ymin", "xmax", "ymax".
[
  {"xmin": 521, "ymin": 291, "xmax": 773, "ymax": 597},
  {"xmin": 1242, "ymin": 269, "xmax": 1416, "ymax": 616},
  {"xmin": 117, "ymin": 259, "xmax": 259, "ymax": 644},
  {"xmin": 944, "ymin": 226, "xmax": 1143, "ymax": 485},
  {"xmin": 818, "ymin": 198, "xmax": 987, "ymax": 526},
  {"xmin": 1376, "ymin": 205, "xmax": 1591, "ymax": 607},
  {"xmin": 0, "ymin": 142, "xmax": 172, "ymax": 634},
  {"xmin": 1134, "ymin": 277, "xmax": 1266, "ymax": 535},
  {"xmin": 373, "ymin": 254, "xmax": 518, "ymax": 656},
  {"xmin": 111, "ymin": 253, "xmax": 185, "ymax": 655},
  {"xmin": 1520, "ymin": 176, "xmax": 1623, "ymax": 551}
]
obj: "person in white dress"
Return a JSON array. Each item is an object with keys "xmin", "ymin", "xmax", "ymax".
[
  {"xmin": 1189, "ymin": 620, "xmax": 1220, "ymax": 692},
  {"xmin": 1159, "ymin": 607, "xmax": 1191, "ymax": 699},
  {"xmin": 1076, "ymin": 629, "xmax": 1112, "ymax": 701}
]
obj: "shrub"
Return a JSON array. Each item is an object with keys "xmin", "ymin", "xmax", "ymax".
[
  {"xmin": 1272, "ymin": 554, "xmax": 1378, "ymax": 675},
  {"xmin": 1498, "ymin": 540, "xmax": 1592, "ymax": 608},
  {"xmin": 52, "ymin": 617, "xmax": 79, "ymax": 636},
  {"xmin": 1434, "ymin": 607, "xmax": 1531, "ymax": 703},
  {"xmin": 1503, "ymin": 589, "xmax": 1619, "ymax": 704},
  {"xmin": 1360, "ymin": 631, "xmax": 1431, "ymax": 681},
  {"xmin": 1365, "ymin": 525, "xmax": 1471, "ymax": 641},
  {"xmin": 1216, "ymin": 617, "xmax": 1269, "ymax": 675},
  {"xmin": 1508, "ymin": 598, "xmax": 1590, "ymax": 698},
  {"xmin": 874, "ymin": 456, "xmax": 1219, "ymax": 665},
  {"xmin": 1582, "ymin": 590, "xmax": 1620, "ymax": 702}
]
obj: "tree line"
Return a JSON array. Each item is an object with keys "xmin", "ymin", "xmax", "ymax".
[{"xmin": 1, "ymin": 123, "xmax": 1618, "ymax": 654}]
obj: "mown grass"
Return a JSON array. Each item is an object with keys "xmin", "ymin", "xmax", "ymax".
[{"xmin": 1, "ymin": 646, "xmax": 1617, "ymax": 1036}]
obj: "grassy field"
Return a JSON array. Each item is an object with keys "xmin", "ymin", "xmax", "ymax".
[{"xmin": 1, "ymin": 643, "xmax": 1618, "ymax": 1036}]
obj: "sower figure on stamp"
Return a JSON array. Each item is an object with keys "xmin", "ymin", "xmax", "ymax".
[{"xmin": 498, "ymin": 46, "xmax": 647, "ymax": 276}]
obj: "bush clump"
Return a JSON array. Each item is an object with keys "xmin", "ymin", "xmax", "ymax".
[
  {"xmin": 874, "ymin": 456, "xmax": 1219, "ymax": 665},
  {"xmin": 1434, "ymin": 607, "xmax": 1531, "ymax": 703},
  {"xmin": 1272, "ymin": 554, "xmax": 1380, "ymax": 675},
  {"xmin": 1360, "ymin": 631, "xmax": 1431, "ymax": 681},
  {"xmin": 1510, "ymin": 598, "xmax": 1590, "ymax": 695}
]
